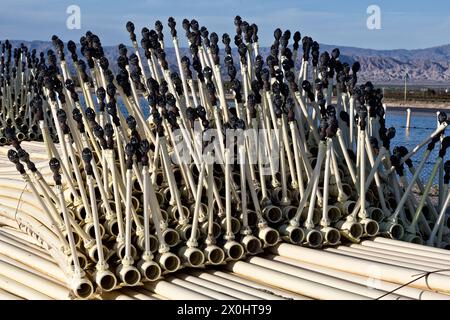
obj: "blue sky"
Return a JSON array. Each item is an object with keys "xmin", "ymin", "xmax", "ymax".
[{"xmin": 1, "ymin": 0, "xmax": 450, "ymax": 50}]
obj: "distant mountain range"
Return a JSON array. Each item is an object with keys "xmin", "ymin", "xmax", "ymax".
[{"xmin": 6, "ymin": 40, "xmax": 450, "ymax": 85}]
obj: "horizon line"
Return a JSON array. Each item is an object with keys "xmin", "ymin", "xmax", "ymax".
[{"xmin": 4, "ymin": 38, "xmax": 449, "ymax": 53}]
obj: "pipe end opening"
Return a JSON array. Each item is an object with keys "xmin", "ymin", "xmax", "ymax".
[
  {"xmin": 75, "ymin": 282, "xmax": 94, "ymax": 299},
  {"xmin": 325, "ymin": 228, "xmax": 341, "ymax": 245},
  {"xmin": 188, "ymin": 249, "xmax": 205, "ymax": 267},
  {"xmin": 144, "ymin": 264, "xmax": 162, "ymax": 281},
  {"xmin": 349, "ymin": 223, "xmax": 364, "ymax": 239},
  {"xmin": 123, "ymin": 268, "xmax": 141, "ymax": 286},
  {"xmin": 307, "ymin": 230, "xmax": 323, "ymax": 248},
  {"xmin": 163, "ymin": 255, "xmax": 180, "ymax": 272},
  {"xmin": 227, "ymin": 243, "xmax": 244, "ymax": 260},
  {"xmin": 207, "ymin": 248, "xmax": 225, "ymax": 265},
  {"xmin": 99, "ymin": 274, "xmax": 117, "ymax": 291}
]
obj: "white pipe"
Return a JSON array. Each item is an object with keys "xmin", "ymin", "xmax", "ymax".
[
  {"xmin": 0, "ymin": 287, "xmax": 23, "ymax": 300},
  {"xmin": 0, "ymin": 273, "xmax": 51, "ymax": 300},
  {"xmin": 269, "ymin": 254, "xmax": 449, "ymax": 300},
  {"xmin": 333, "ymin": 246, "xmax": 450, "ymax": 270},
  {"xmin": 247, "ymin": 256, "xmax": 406, "ymax": 300},
  {"xmin": 175, "ymin": 274, "xmax": 260, "ymax": 300},
  {"xmin": 346, "ymin": 243, "xmax": 450, "ymax": 266},
  {"xmin": 406, "ymin": 108, "xmax": 411, "ymax": 129},
  {"xmin": 373, "ymin": 237, "xmax": 450, "ymax": 256},
  {"xmin": 189, "ymin": 270, "xmax": 286, "ymax": 300},
  {"xmin": 359, "ymin": 240, "xmax": 450, "ymax": 262},
  {"xmin": 0, "ymin": 231, "xmax": 51, "ymax": 260},
  {"xmin": 273, "ymin": 243, "xmax": 450, "ymax": 294},
  {"xmin": 226, "ymin": 260, "xmax": 369, "ymax": 299},
  {"xmin": 0, "ymin": 237, "xmax": 66, "ymax": 283},
  {"xmin": 143, "ymin": 280, "xmax": 212, "ymax": 300},
  {"xmin": 0, "ymin": 259, "xmax": 71, "ymax": 299}
]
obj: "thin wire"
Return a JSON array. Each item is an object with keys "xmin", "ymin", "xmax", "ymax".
[
  {"xmin": 13, "ymin": 183, "xmax": 28, "ymax": 224},
  {"xmin": 375, "ymin": 268, "xmax": 450, "ymax": 299}
]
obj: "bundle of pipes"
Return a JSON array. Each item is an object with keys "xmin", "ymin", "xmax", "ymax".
[
  {"xmin": 0, "ymin": 15, "xmax": 449, "ymax": 299},
  {"xmin": 0, "ymin": 40, "xmax": 59, "ymax": 145},
  {"xmin": 0, "ymin": 225, "xmax": 449, "ymax": 300}
]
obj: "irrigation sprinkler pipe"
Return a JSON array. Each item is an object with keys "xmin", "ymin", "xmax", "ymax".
[
  {"xmin": 158, "ymin": 134, "xmax": 188, "ymax": 226},
  {"xmin": 0, "ymin": 259, "xmax": 72, "ymax": 300},
  {"xmin": 292, "ymin": 92, "xmax": 320, "ymax": 143},
  {"xmin": 38, "ymin": 120, "xmax": 80, "ymax": 203},
  {"xmin": 0, "ymin": 273, "xmax": 49, "ymax": 300},
  {"xmin": 189, "ymin": 270, "xmax": 285, "ymax": 300},
  {"xmin": 0, "ymin": 231, "xmax": 52, "ymax": 262},
  {"xmin": 406, "ymin": 154, "xmax": 444, "ymax": 237},
  {"xmin": 49, "ymin": 159, "xmax": 84, "ymax": 280},
  {"xmin": 104, "ymin": 149, "xmax": 125, "ymax": 241},
  {"xmin": 428, "ymin": 184, "xmax": 450, "ymax": 246},
  {"xmin": 336, "ymin": 129, "xmax": 357, "ymax": 184},
  {"xmin": 239, "ymin": 144, "xmax": 263, "ymax": 254},
  {"xmin": 223, "ymin": 149, "xmax": 244, "ymax": 260},
  {"xmin": 116, "ymin": 143, "xmax": 141, "ymax": 286},
  {"xmin": 202, "ymin": 156, "xmax": 225, "ymax": 265},
  {"xmin": 226, "ymin": 260, "xmax": 368, "ymax": 300},
  {"xmin": 333, "ymin": 246, "xmax": 450, "ymax": 270},
  {"xmin": 144, "ymin": 163, "xmax": 181, "ymax": 273},
  {"xmin": 391, "ymin": 148, "xmax": 433, "ymax": 224},
  {"xmin": 406, "ymin": 166, "xmax": 439, "ymax": 221},
  {"xmin": 7, "ymin": 151, "xmax": 70, "ymax": 251},
  {"xmin": 278, "ymin": 127, "xmax": 290, "ymax": 207},
  {"xmin": 387, "ymin": 121, "xmax": 448, "ymax": 174},
  {"xmin": 81, "ymin": 152, "xmax": 117, "ymax": 291},
  {"xmin": 0, "ymin": 239, "xmax": 67, "ymax": 285},
  {"xmin": 179, "ymin": 161, "xmax": 206, "ymax": 267},
  {"xmin": 346, "ymin": 243, "xmax": 450, "ymax": 266},
  {"xmin": 247, "ymin": 256, "xmax": 404, "ymax": 300},
  {"xmin": 81, "ymin": 144, "xmax": 116, "ymax": 232},
  {"xmin": 143, "ymin": 279, "xmax": 212, "ymax": 300},
  {"xmin": 330, "ymin": 147, "xmax": 347, "ymax": 202},
  {"xmin": 289, "ymin": 120, "xmax": 305, "ymax": 197},
  {"xmin": 63, "ymin": 132, "xmax": 93, "ymax": 217},
  {"xmin": 138, "ymin": 142, "xmax": 162, "ymax": 281},
  {"xmin": 320, "ymin": 140, "xmax": 341, "ymax": 245},
  {"xmin": 326, "ymin": 246, "xmax": 450, "ymax": 274},
  {"xmin": 274, "ymin": 243, "xmax": 450, "ymax": 294},
  {"xmin": 269, "ymin": 254, "xmax": 449, "ymax": 300}
]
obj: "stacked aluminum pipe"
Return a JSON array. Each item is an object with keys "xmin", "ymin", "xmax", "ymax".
[{"xmin": 0, "ymin": 16, "xmax": 449, "ymax": 299}]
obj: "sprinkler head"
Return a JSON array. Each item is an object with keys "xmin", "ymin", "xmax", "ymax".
[
  {"xmin": 369, "ymin": 137, "xmax": 379, "ymax": 150},
  {"xmin": 49, "ymin": 157, "xmax": 61, "ymax": 172},
  {"xmin": 82, "ymin": 148, "xmax": 93, "ymax": 163},
  {"xmin": 439, "ymin": 136, "xmax": 450, "ymax": 158},
  {"xmin": 352, "ymin": 61, "xmax": 361, "ymax": 74},
  {"xmin": 126, "ymin": 116, "xmax": 137, "ymax": 131},
  {"xmin": 140, "ymin": 139, "xmax": 150, "ymax": 155},
  {"xmin": 155, "ymin": 20, "xmax": 163, "ymax": 33},
  {"xmin": 340, "ymin": 111, "xmax": 350, "ymax": 126},
  {"xmin": 7, "ymin": 149, "xmax": 19, "ymax": 164},
  {"xmin": 331, "ymin": 48, "xmax": 340, "ymax": 60},
  {"xmin": 126, "ymin": 21, "xmax": 135, "ymax": 33},
  {"xmin": 17, "ymin": 149, "xmax": 37, "ymax": 172},
  {"xmin": 99, "ymin": 56, "xmax": 109, "ymax": 70},
  {"xmin": 93, "ymin": 124, "xmax": 104, "ymax": 139},
  {"xmin": 390, "ymin": 155, "xmax": 404, "ymax": 176},
  {"xmin": 186, "ymin": 107, "xmax": 197, "ymax": 122},
  {"xmin": 386, "ymin": 127, "xmax": 396, "ymax": 140},
  {"xmin": 437, "ymin": 111, "xmax": 447, "ymax": 124}
]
